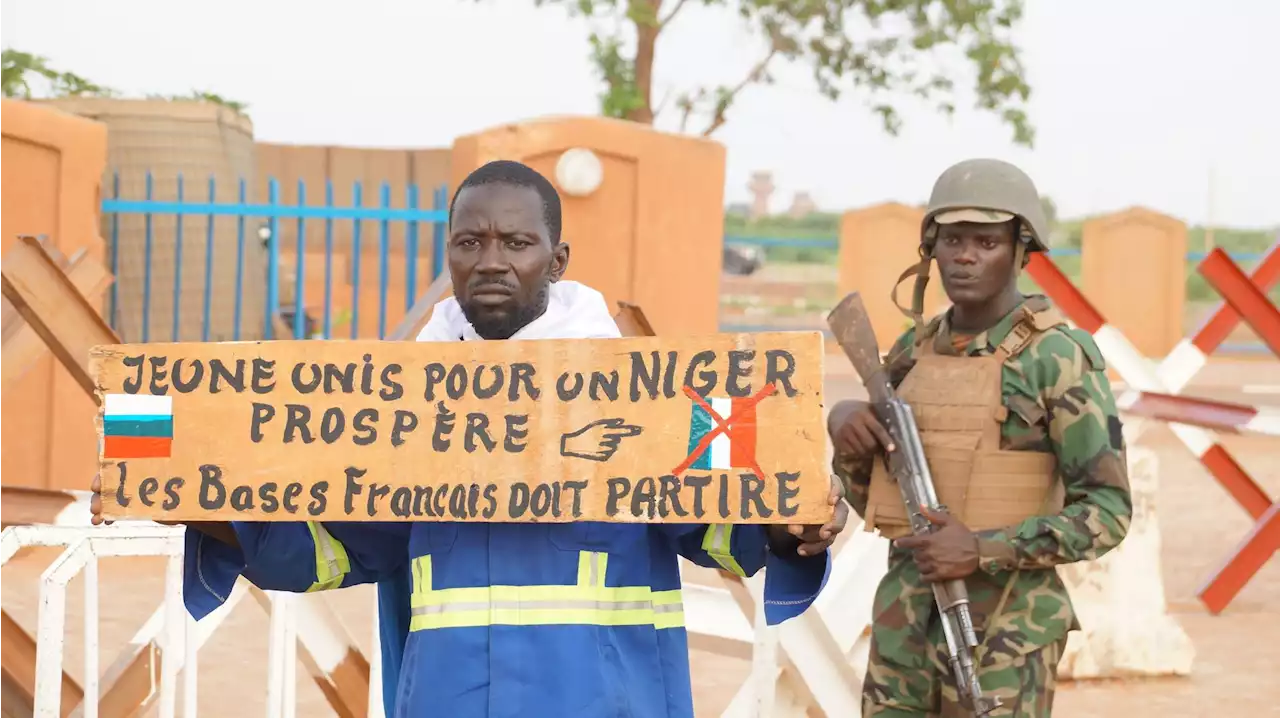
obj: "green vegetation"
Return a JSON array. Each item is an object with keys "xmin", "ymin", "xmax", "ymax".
[
  {"xmin": 2, "ymin": 49, "xmax": 248, "ymax": 114},
  {"xmin": 144, "ymin": 90, "xmax": 249, "ymax": 114},
  {"xmin": 725, "ymin": 210, "xmax": 841, "ymax": 263},
  {"xmin": 509, "ymin": 0, "xmax": 1035, "ymax": 145},
  {"xmin": 2, "ymin": 49, "xmax": 117, "ymax": 99}
]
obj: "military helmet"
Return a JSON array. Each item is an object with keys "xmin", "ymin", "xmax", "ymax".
[{"xmin": 922, "ymin": 158, "xmax": 1049, "ymax": 252}]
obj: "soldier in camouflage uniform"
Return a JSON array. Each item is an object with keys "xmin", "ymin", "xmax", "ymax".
[{"xmin": 827, "ymin": 158, "xmax": 1132, "ymax": 717}]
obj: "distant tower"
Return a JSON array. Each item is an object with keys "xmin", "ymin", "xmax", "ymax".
[
  {"xmin": 747, "ymin": 171, "xmax": 775, "ymax": 221},
  {"xmin": 788, "ymin": 191, "xmax": 816, "ymax": 219}
]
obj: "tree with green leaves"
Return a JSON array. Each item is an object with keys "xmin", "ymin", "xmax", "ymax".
[
  {"xmin": 527, "ymin": 0, "xmax": 1034, "ymax": 145},
  {"xmin": 3, "ymin": 49, "xmax": 248, "ymax": 114},
  {"xmin": 2, "ymin": 49, "xmax": 117, "ymax": 99}
]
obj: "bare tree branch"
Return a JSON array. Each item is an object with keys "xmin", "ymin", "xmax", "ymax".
[
  {"xmin": 652, "ymin": 85, "xmax": 675, "ymax": 118},
  {"xmin": 676, "ymin": 93, "xmax": 698, "ymax": 133},
  {"xmin": 698, "ymin": 47, "xmax": 778, "ymax": 137},
  {"xmin": 658, "ymin": 0, "xmax": 690, "ymax": 31}
]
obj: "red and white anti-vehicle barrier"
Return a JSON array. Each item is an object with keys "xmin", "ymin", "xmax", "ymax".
[
  {"xmin": 1153, "ymin": 240, "xmax": 1280, "ymax": 392},
  {"xmin": 1026, "ymin": 251, "xmax": 1273, "ymax": 523},
  {"xmin": 1116, "ymin": 391, "xmax": 1280, "ymax": 438},
  {"xmin": 1026, "ymin": 242, "xmax": 1280, "ymax": 614},
  {"xmin": 1190, "ymin": 246, "xmax": 1280, "ymax": 613}
]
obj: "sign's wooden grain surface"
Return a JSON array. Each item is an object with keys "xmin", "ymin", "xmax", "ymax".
[{"xmin": 91, "ymin": 332, "xmax": 831, "ymax": 524}]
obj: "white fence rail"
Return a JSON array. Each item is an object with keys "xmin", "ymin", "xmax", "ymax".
[{"xmin": 1, "ymin": 523, "xmax": 192, "ymax": 718}]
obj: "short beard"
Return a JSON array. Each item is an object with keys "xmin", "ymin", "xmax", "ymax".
[{"xmin": 462, "ymin": 283, "xmax": 550, "ymax": 340}]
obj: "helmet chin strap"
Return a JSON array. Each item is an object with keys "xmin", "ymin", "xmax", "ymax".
[
  {"xmin": 891, "ymin": 244, "xmax": 935, "ymax": 340},
  {"xmin": 892, "ymin": 233, "xmax": 1030, "ymax": 343}
]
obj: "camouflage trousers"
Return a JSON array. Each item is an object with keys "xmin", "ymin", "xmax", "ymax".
[{"xmin": 861, "ymin": 624, "xmax": 1066, "ymax": 718}]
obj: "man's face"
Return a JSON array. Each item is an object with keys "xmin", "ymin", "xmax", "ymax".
[
  {"xmin": 449, "ymin": 183, "xmax": 568, "ymax": 339},
  {"xmin": 933, "ymin": 220, "xmax": 1019, "ymax": 306}
]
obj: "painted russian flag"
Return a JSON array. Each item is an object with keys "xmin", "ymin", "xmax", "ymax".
[
  {"xmin": 686, "ymin": 396, "xmax": 758, "ymax": 471},
  {"xmin": 103, "ymin": 394, "xmax": 174, "ymax": 459}
]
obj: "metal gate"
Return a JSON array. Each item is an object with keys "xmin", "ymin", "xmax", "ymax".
[{"xmin": 100, "ymin": 172, "xmax": 450, "ymax": 343}]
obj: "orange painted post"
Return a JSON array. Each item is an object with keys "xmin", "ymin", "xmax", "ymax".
[
  {"xmin": 1080, "ymin": 207, "xmax": 1187, "ymax": 360},
  {"xmin": 837, "ymin": 203, "xmax": 940, "ymax": 348},
  {"xmin": 450, "ymin": 117, "xmax": 726, "ymax": 336},
  {"xmin": 1, "ymin": 99, "xmax": 109, "ymax": 492}
]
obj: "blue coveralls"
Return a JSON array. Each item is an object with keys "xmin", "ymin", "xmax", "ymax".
[{"xmin": 184, "ymin": 520, "xmax": 829, "ymax": 718}]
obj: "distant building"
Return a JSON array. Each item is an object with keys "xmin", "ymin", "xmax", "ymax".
[
  {"xmin": 747, "ymin": 171, "xmax": 775, "ymax": 221},
  {"xmin": 788, "ymin": 191, "xmax": 817, "ymax": 219}
]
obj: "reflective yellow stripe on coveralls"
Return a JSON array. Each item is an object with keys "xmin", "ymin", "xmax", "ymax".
[
  {"xmin": 700, "ymin": 525, "xmax": 746, "ymax": 577},
  {"xmin": 306, "ymin": 522, "xmax": 351, "ymax": 592},
  {"xmin": 409, "ymin": 551, "xmax": 685, "ymax": 631}
]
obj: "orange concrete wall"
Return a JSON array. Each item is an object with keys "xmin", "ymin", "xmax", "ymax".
[
  {"xmin": 1, "ymin": 99, "xmax": 109, "ymax": 491},
  {"xmin": 450, "ymin": 117, "xmax": 726, "ymax": 336},
  {"xmin": 1081, "ymin": 207, "xmax": 1187, "ymax": 359},
  {"xmin": 837, "ymin": 202, "xmax": 942, "ymax": 347}
]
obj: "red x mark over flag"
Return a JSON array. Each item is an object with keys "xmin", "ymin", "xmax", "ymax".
[{"xmin": 673, "ymin": 383, "xmax": 777, "ymax": 478}]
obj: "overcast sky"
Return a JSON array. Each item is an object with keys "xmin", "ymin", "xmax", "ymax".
[{"xmin": 3, "ymin": 0, "xmax": 1275, "ymax": 228}]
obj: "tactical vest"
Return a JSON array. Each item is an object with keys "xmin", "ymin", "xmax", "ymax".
[{"xmin": 864, "ymin": 304, "xmax": 1068, "ymax": 540}]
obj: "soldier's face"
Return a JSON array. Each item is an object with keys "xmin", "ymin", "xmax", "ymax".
[{"xmin": 933, "ymin": 221, "xmax": 1019, "ymax": 306}]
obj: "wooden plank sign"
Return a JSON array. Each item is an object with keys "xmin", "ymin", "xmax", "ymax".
[{"xmin": 90, "ymin": 332, "xmax": 831, "ymax": 524}]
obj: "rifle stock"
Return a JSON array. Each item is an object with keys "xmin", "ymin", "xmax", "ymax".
[
  {"xmin": 825, "ymin": 291, "xmax": 1002, "ymax": 718},
  {"xmin": 826, "ymin": 292, "xmax": 894, "ymax": 405}
]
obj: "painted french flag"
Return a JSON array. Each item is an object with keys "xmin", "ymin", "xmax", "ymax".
[
  {"xmin": 102, "ymin": 394, "xmax": 174, "ymax": 459},
  {"xmin": 686, "ymin": 396, "xmax": 758, "ymax": 471}
]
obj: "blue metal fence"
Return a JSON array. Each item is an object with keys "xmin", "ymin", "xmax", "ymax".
[{"xmin": 101, "ymin": 173, "xmax": 449, "ymax": 343}]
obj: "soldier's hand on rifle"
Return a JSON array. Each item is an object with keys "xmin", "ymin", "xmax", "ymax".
[
  {"xmin": 828, "ymin": 400, "xmax": 896, "ymax": 460},
  {"xmin": 894, "ymin": 507, "xmax": 980, "ymax": 582}
]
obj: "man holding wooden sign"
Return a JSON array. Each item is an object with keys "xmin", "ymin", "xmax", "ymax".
[{"xmin": 92, "ymin": 160, "xmax": 847, "ymax": 718}]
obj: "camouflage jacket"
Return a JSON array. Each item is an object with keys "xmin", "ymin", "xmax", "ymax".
[{"xmin": 833, "ymin": 294, "xmax": 1133, "ymax": 666}]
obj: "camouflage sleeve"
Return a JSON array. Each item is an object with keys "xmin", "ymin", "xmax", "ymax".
[
  {"xmin": 974, "ymin": 328, "xmax": 1133, "ymax": 574},
  {"xmin": 831, "ymin": 327, "xmax": 917, "ymax": 517},
  {"xmin": 832, "ymin": 453, "xmax": 872, "ymax": 519}
]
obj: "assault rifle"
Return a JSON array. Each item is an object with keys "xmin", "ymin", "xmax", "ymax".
[{"xmin": 826, "ymin": 292, "xmax": 1001, "ymax": 718}]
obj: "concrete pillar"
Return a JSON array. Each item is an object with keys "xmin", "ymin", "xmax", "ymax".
[
  {"xmin": 1056, "ymin": 420, "xmax": 1196, "ymax": 678},
  {"xmin": 1, "ymin": 99, "xmax": 109, "ymax": 491},
  {"xmin": 838, "ymin": 202, "xmax": 942, "ymax": 347},
  {"xmin": 1081, "ymin": 207, "xmax": 1187, "ymax": 360}
]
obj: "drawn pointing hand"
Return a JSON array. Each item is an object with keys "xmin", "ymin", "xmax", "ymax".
[{"xmin": 560, "ymin": 418, "xmax": 644, "ymax": 463}]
